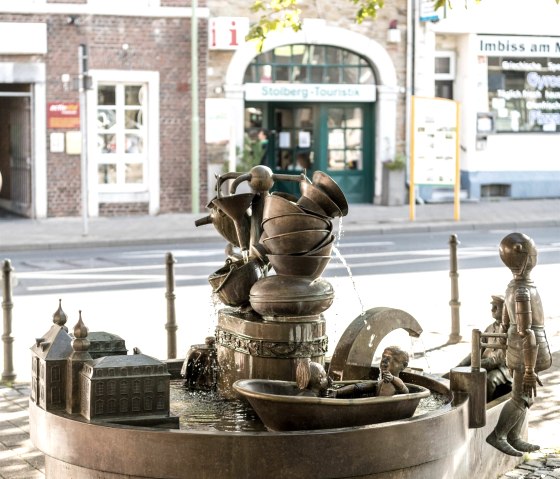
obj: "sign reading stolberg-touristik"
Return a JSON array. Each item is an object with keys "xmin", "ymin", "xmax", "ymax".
[{"xmin": 244, "ymin": 83, "xmax": 377, "ymax": 102}]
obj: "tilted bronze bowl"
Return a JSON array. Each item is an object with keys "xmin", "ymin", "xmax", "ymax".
[
  {"xmin": 296, "ymin": 195, "xmax": 328, "ymax": 217},
  {"xmin": 249, "ymin": 275, "xmax": 334, "ymax": 317},
  {"xmin": 267, "ymin": 254, "xmax": 331, "ymax": 279},
  {"xmin": 305, "ymin": 234, "xmax": 335, "ymax": 256},
  {"xmin": 262, "ymin": 213, "xmax": 332, "ymax": 238},
  {"xmin": 263, "ymin": 194, "xmax": 302, "ymax": 220},
  {"xmin": 299, "ymin": 181, "xmax": 343, "ymax": 218},
  {"xmin": 262, "ymin": 229, "xmax": 330, "ymax": 255},
  {"xmin": 208, "ymin": 259, "xmax": 263, "ymax": 307},
  {"xmin": 233, "ymin": 379, "xmax": 430, "ymax": 431},
  {"xmin": 312, "ymin": 171, "xmax": 349, "ymax": 217}
]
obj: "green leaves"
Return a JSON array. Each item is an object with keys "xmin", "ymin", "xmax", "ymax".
[{"xmin": 246, "ymin": 0, "xmax": 302, "ymax": 51}]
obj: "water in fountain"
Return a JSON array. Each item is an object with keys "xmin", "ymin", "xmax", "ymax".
[{"xmin": 332, "ymin": 245, "xmax": 366, "ymax": 315}]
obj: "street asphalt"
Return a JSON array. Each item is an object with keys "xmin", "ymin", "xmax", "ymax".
[{"xmin": 0, "ymin": 197, "xmax": 559, "ymax": 478}]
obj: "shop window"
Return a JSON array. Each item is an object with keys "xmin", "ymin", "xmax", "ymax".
[
  {"xmin": 487, "ymin": 57, "xmax": 560, "ymax": 133},
  {"xmin": 96, "ymin": 83, "xmax": 147, "ymax": 188}
]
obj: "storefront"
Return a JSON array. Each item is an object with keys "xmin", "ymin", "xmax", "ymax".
[
  {"xmin": 222, "ymin": 24, "xmax": 400, "ymax": 204},
  {"xmin": 432, "ymin": 1, "xmax": 560, "ymax": 200}
]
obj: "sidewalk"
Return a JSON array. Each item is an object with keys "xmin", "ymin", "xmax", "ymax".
[
  {"xmin": 0, "ymin": 197, "xmax": 559, "ymax": 251},
  {"xmin": 0, "ymin": 197, "xmax": 559, "ymax": 478}
]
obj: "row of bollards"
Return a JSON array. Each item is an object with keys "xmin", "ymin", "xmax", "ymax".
[
  {"xmin": 2, "ymin": 259, "xmax": 16, "ymax": 383},
  {"xmin": 1, "ymin": 242, "xmax": 458, "ymax": 377}
]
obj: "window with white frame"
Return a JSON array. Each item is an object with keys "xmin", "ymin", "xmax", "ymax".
[{"xmin": 96, "ymin": 83, "xmax": 147, "ymax": 189}]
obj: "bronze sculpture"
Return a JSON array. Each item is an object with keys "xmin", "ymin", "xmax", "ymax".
[
  {"xmin": 450, "ymin": 295, "xmax": 512, "ymax": 401},
  {"xmin": 486, "ymin": 232, "xmax": 552, "ymax": 456},
  {"xmin": 295, "ymin": 358, "xmax": 331, "ymax": 397},
  {"xmin": 327, "ymin": 346, "xmax": 410, "ymax": 398}
]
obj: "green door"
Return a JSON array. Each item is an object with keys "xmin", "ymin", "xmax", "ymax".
[
  {"xmin": 318, "ymin": 104, "xmax": 374, "ymax": 203},
  {"xmin": 248, "ymin": 102, "xmax": 374, "ymax": 202}
]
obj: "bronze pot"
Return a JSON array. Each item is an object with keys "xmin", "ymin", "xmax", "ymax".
[
  {"xmin": 305, "ymin": 234, "xmax": 335, "ymax": 256},
  {"xmin": 208, "ymin": 259, "xmax": 263, "ymax": 307},
  {"xmin": 250, "ymin": 276, "xmax": 334, "ymax": 317}
]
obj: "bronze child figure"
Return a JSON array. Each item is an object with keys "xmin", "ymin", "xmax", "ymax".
[
  {"xmin": 486, "ymin": 232, "xmax": 552, "ymax": 457},
  {"xmin": 328, "ymin": 346, "xmax": 410, "ymax": 398}
]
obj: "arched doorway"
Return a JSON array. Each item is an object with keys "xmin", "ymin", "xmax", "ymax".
[{"xmin": 224, "ymin": 26, "xmax": 398, "ymax": 203}]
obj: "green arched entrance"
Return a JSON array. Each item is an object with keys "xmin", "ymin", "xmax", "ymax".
[{"xmin": 243, "ymin": 44, "xmax": 376, "ymax": 203}]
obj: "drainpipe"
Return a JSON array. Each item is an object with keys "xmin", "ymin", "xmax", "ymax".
[
  {"xmin": 405, "ymin": 0, "xmax": 416, "ymax": 207},
  {"xmin": 191, "ymin": 0, "xmax": 200, "ymax": 214}
]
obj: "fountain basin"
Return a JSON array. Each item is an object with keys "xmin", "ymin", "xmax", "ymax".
[
  {"xmin": 233, "ymin": 379, "xmax": 430, "ymax": 431},
  {"xmin": 30, "ymin": 370, "xmax": 525, "ymax": 479}
]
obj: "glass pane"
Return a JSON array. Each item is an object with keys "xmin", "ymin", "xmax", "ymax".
[
  {"xmin": 125, "ymin": 109, "xmax": 143, "ymax": 129},
  {"xmin": 346, "ymin": 129, "xmax": 362, "ymax": 148},
  {"xmin": 98, "ymin": 164, "xmax": 117, "ymax": 184},
  {"xmin": 346, "ymin": 107, "xmax": 363, "ymax": 123},
  {"xmin": 435, "ymin": 57, "xmax": 451, "ymax": 74},
  {"xmin": 328, "ymin": 150, "xmax": 345, "ymax": 170},
  {"xmin": 125, "ymin": 134, "xmax": 144, "ymax": 153},
  {"xmin": 98, "ymin": 85, "xmax": 116, "ymax": 105},
  {"xmin": 328, "ymin": 108, "xmax": 344, "ymax": 128},
  {"xmin": 326, "ymin": 66, "xmax": 340, "ymax": 83},
  {"xmin": 97, "ymin": 109, "xmax": 116, "ymax": 130},
  {"xmin": 97, "ymin": 134, "xmax": 116, "ymax": 154},
  {"xmin": 294, "ymin": 108, "xmax": 313, "ymax": 128},
  {"xmin": 347, "ymin": 150, "xmax": 362, "ymax": 170},
  {"xmin": 125, "ymin": 163, "xmax": 143, "ymax": 183},
  {"xmin": 275, "ymin": 66, "xmax": 289, "ymax": 82},
  {"xmin": 125, "ymin": 85, "xmax": 143, "ymax": 105}
]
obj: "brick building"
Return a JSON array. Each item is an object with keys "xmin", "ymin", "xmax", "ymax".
[
  {"xmin": 1, "ymin": 0, "xmax": 414, "ymax": 218},
  {"xmin": 0, "ymin": 0, "xmax": 208, "ymax": 218}
]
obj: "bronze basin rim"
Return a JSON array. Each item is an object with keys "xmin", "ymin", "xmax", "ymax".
[{"xmin": 233, "ymin": 379, "xmax": 431, "ymax": 406}]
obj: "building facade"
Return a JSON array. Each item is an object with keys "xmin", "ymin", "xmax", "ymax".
[
  {"xmin": 206, "ymin": 0, "xmax": 410, "ymax": 204},
  {"xmin": 427, "ymin": 0, "xmax": 560, "ymax": 200},
  {"xmin": 0, "ymin": 0, "xmax": 208, "ymax": 218}
]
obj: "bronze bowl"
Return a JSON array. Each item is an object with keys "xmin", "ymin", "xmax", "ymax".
[
  {"xmin": 267, "ymin": 254, "xmax": 331, "ymax": 279},
  {"xmin": 300, "ymin": 181, "xmax": 343, "ymax": 218},
  {"xmin": 305, "ymin": 234, "xmax": 335, "ymax": 256},
  {"xmin": 296, "ymin": 195, "xmax": 328, "ymax": 217},
  {"xmin": 263, "ymin": 194, "xmax": 302, "ymax": 220},
  {"xmin": 208, "ymin": 259, "xmax": 263, "ymax": 307},
  {"xmin": 312, "ymin": 171, "xmax": 349, "ymax": 216},
  {"xmin": 262, "ymin": 229, "xmax": 330, "ymax": 255},
  {"xmin": 233, "ymin": 379, "xmax": 430, "ymax": 431},
  {"xmin": 262, "ymin": 213, "xmax": 331, "ymax": 237},
  {"xmin": 249, "ymin": 275, "xmax": 334, "ymax": 317}
]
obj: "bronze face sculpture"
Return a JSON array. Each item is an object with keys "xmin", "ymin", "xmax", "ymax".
[
  {"xmin": 327, "ymin": 346, "xmax": 410, "ymax": 398},
  {"xmin": 486, "ymin": 232, "xmax": 552, "ymax": 456}
]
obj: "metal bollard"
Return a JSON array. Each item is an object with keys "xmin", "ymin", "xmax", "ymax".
[
  {"xmin": 2, "ymin": 259, "xmax": 16, "ymax": 383},
  {"xmin": 165, "ymin": 252, "xmax": 178, "ymax": 359},
  {"xmin": 448, "ymin": 234, "xmax": 462, "ymax": 343}
]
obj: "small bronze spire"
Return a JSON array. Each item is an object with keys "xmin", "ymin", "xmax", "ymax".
[
  {"xmin": 71, "ymin": 311, "xmax": 90, "ymax": 353},
  {"xmin": 52, "ymin": 299, "xmax": 68, "ymax": 328}
]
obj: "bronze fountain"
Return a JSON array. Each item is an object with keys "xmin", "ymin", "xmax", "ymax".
[{"xmin": 28, "ymin": 164, "xmax": 541, "ymax": 478}]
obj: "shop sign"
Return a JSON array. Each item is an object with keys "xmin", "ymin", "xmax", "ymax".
[
  {"xmin": 47, "ymin": 102, "xmax": 80, "ymax": 129},
  {"xmin": 244, "ymin": 83, "xmax": 377, "ymax": 102},
  {"xmin": 478, "ymin": 35, "xmax": 560, "ymax": 58},
  {"xmin": 411, "ymin": 96, "xmax": 459, "ymax": 186},
  {"xmin": 209, "ymin": 17, "xmax": 249, "ymax": 50},
  {"xmin": 419, "ymin": 0, "xmax": 442, "ymax": 22}
]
